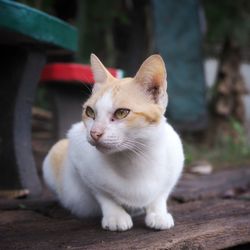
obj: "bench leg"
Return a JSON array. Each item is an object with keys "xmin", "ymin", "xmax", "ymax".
[
  {"xmin": 50, "ymin": 86, "xmax": 88, "ymax": 139},
  {"xmin": 0, "ymin": 46, "xmax": 45, "ymax": 196}
]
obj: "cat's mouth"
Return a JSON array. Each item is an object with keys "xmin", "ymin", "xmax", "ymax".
[
  {"xmin": 88, "ymin": 137, "xmax": 122, "ymax": 154},
  {"xmin": 96, "ymin": 144, "xmax": 120, "ymax": 154},
  {"xmin": 89, "ymin": 140, "xmax": 114, "ymax": 152},
  {"xmin": 96, "ymin": 143, "xmax": 112, "ymax": 150},
  {"xmin": 92, "ymin": 141, "xmax": 123, "ymax": 154}
]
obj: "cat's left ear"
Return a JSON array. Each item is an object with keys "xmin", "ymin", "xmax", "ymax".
[
  {"xmin": 90, "ymin": 54, "xmax": 115, "ymax": 92},
  {"xmin": 135, "ymin": 55, "xmax": 168, "ymax": 107}
]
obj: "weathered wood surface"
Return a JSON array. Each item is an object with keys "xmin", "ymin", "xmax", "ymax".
[
  {"xmin": 173, "ymin": 167, "xmax": 250, "ymax": 202},
  {"xmin": 0, "ymin": 167, "xmax": 250, "ymax": 249},
  {"xmin": 0, "ymin": 199, "xmax": 249, "ymax": 250}
]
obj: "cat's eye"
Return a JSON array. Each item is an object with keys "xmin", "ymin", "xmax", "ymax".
[
  {"xmin": 85, "ymin": 106, "xmax": 95, "ymax": 119},
  {"xmin": 114, "ymin": 108, "xmax": 130, "ymax": 120}
]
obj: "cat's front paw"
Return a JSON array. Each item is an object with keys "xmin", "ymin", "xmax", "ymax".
[
  {"xmin": 102, "ymin": 213, "xmax": 133, "ymax": 231},
  {"xmin": 145, "ymin": 212, "xmax": 174, "ymax": 230}
]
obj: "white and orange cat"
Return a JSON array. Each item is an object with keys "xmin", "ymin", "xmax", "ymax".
[{"xmin": 43, "ymin": 54, "xmax": 184, "ymax": 231}]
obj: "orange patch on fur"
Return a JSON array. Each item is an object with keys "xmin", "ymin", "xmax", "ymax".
[
  {"xmin": 83, "ymin": 80, "xmax": 116, "ymax": 108},
  {"xmin": 111, "ymin": 79, "xmax": 164, "ymax": 125},
  {"xmin": 49, "ymin": 139, "xmax": 69, "ymax": 185},
  {"xmin": 133, "ymin": 108, "xmax": 162, "ymax": 124}
]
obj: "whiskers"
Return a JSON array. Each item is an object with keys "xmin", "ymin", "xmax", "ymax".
[
  {"xmin": 99, "ymin": 136, "xmax": 152, "ymax": 163},
  {"xmin": 117, "ymin": 139, "xmax": 151, "ymax": 162}
]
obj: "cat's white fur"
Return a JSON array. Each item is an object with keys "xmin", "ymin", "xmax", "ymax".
[{"xmin": 43, "ymin": 54, "xmax": 184, "ymax": 231}]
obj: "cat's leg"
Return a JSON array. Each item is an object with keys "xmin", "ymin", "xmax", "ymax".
[
  {"xmin": 145, "ymin": 194, "xmax": 174, "ymax": 230},
  {"xmin": 95, "ymin": 193, "xmax": 133, "ymax": 231}
]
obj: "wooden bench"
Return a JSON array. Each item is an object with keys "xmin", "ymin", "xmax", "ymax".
[{"xmin": 0, "ymin": 0, "xmax": 77, "ymax": 196}]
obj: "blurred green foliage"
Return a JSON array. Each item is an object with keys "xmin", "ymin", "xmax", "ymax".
[
  {"xmin": 17, "ymin": 0, "xmax": 250, "ymax": 49},
  {"xmin": 16, "ymin": 0, "xmax": 55, "ymax": 13},
  {"xmin": 77, "ymin": 0, "xmax": 130, "ymax": 65},
  {"xmin": 34, "ymin": 87, "xmax": 51, "ymax": 110},
  {"xmin": 184, "ymin": 118, "xmax": 250, "ymax": 168},
  {"xmin": 203, "ymin": 0, "xmax": 250, "ymax": 47}
]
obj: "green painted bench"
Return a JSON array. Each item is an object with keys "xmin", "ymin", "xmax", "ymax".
[{"xmin": 0, "ymin": 0, "xmax": 78, "ymax": 196}]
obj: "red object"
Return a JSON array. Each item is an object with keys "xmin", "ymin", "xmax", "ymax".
[{"xmin": 40, "ymin": 63, "xmax": 124, "ymax": 84}]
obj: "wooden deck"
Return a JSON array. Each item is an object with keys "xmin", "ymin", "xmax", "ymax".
[
  {"xmin": 0, "ymin": 168, "xmax": 250, "ymax": 250},
  {"xmin": 1, "ymin": 111, "xmax": 250, "ymax": 249}
]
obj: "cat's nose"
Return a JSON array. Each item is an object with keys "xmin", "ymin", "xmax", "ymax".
[{"xmin": 90, "ymin": 130, "xmax": 103, "ymax": 141}]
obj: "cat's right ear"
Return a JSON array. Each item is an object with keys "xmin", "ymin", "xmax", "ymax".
[
  {"xmin": 90, "ymin": 54, "xmax": 114, "ymax": 92},
  {"xmin": 135, "ymin": 55, "xmax": 168, "ymax": 108}
]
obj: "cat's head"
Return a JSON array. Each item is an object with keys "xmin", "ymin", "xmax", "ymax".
[{"xmin": 82, "ymin": 54, "xmax": 168, "ymax": 154}]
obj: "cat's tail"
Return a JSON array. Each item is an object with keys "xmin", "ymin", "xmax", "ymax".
[{"xmin": 42, "ymin": 139, "xmax": 69, "ymax": 195}]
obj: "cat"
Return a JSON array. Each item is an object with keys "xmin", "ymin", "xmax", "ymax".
[{"xmin": 43, "ymin": 54, "xmax": 184, "ymax": 231}]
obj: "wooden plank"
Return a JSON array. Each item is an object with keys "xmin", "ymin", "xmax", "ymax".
[
  {"xmin": 0, "ymin": 199, "xmax": 249, "ymax": 249},
  {"xmin": 173, "ymin": 167, "xmax": 250, "ymax": 202},
  {"xmin": 0, "ymin": 198, "xmax": 57, "ymax": 211}
]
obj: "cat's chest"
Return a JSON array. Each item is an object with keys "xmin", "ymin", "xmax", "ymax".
[{"xmin": 78, "ymin": 155, "xmax": 167, "ymax": 207}]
